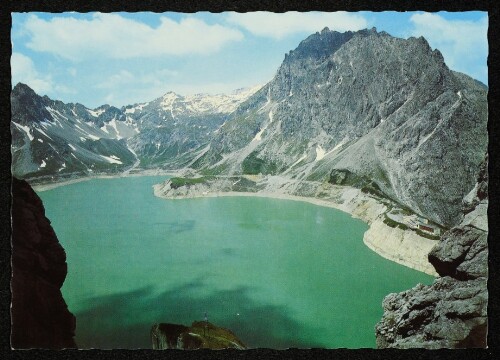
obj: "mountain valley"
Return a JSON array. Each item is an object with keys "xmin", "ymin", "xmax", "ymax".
[{"xmin": 11, "ymin": 27, "xmax": 489, "ymax": 349}]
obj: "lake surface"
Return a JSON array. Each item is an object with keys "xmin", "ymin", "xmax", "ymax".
[{"xmin": 38, "ymin": 176, "xmax": 433, "ymax": 349}]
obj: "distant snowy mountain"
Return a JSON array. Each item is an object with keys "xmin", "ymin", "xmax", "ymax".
[
  {"xmin": 124, "ymin": 86, "xmax": 262, "ymax": 169},
  {"xmin": 11, "ymin": 83, "xmax": 136, "ymax": 179},
  {"xmin": 10, "ymin": 83, "xmax": 261, "ymax": 179}
]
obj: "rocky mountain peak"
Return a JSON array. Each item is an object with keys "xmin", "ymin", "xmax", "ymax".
[
  {"xmin": 197, "ymin": 29, "xmax": 487, "ymax": 227},
  {"xmin": 11, "ymin": 82, "xmax": 53, "ymax": 125},
  {"xmin": 12, "ymin": 82, "xmax": 37, "ymax": 97},
  {"xmin": 284, "ymin": 28, "xmax": 354, "ymax": 63}
]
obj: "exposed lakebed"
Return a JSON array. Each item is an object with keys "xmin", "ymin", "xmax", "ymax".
[{"xmin": 38, "ymin": 176, "xmax": 433, "ymax": 349}]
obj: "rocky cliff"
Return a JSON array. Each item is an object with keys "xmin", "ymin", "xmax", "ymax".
[
  {"xmin": 151, "ymin": 321, "xmax": 246, "ymax": 350},
  {"xmin": 375, "ymin": 155, "xmax": 488, "ymax": 348},
  {"xmin": 11, "ymin": 177, "xmax": 77, "ymax": 349},
  {"xmin": 191, "ymin": 28, "xmax": 487, "ymax": 228}
]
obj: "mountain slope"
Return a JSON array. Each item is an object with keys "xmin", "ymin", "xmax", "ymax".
[
  {"xmin": 192, "ymin": 28, "xmax": 487, "ymax": 227},
  {"xmin": 10, "ymin": 84, "xmax": 260, "ymax": 179},
  {"xmin": 11, "ymin": 83, "xmax": 137, "ymax": 179},
  {"xmin": 126, "ymin": 86, "xmax": 261, "ymax": 169}
]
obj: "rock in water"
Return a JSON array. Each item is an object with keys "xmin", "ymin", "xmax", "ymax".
[
  {"xmin": 376, "ymin": 155, "xmax": 488, "ymax": 348},
  {"xmin": 11, "ymin": 178, "xmax": 77, "ymax": 349},
  {"xmin": 151, "ymin": 321, "xmax": 246, "ymax": 350}
]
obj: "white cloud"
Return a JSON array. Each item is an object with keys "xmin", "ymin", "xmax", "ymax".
[
  {"xmin": 96, "ymin": 70, "xmax": 135, "ymax": 89},
  {"xmin": 410, "ymin": 13, "xmax": 488, "ymax": 82},
  {"xmin": 11, "ymin": 52, "xmax": 53, "ymax": 93},
  {"xmin": 96, "ymin": 68, "xmax": 179, "ymax": 90},
  {"xmin": 22, "ymin": 13, "xmax": 244, "ymax": 61},
  {"xmin": 226, "ymin": 11, "xmax": 369, "ymax": 39},
  {"xmin": 95, "ymin": 68, "xmax": 181, "ymax": 105}
]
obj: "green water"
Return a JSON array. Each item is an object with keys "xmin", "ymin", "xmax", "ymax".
[{"xmin": 38, "ymin": 176, "xmax": 433, "ymax": 349}]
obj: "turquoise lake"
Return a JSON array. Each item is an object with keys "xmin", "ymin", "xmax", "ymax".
[{"xmin": 37, "ymin": 176, "xmax": 433, "ymax": 349}]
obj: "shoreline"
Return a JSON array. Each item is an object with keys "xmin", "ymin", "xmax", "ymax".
[
  {"xmin": 31, "ymin": 170, "xmax": 180, "ymax": 192},
  {"xmin": 154, "ymin": 184, "xmax": 439, "ymax": 276},
  {"xmin": 31, "ymin": 173, "xmax": 439, "ymax": 276}
]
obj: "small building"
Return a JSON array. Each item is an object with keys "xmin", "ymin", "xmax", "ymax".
[{"xmin": 418, "ymin": 223, "xmax": 440, "ymax": 236}]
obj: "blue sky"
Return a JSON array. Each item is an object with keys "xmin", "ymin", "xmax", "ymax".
[{"xmin": 11, "ymin": 11, "xmax": 488, "ymax": 108}]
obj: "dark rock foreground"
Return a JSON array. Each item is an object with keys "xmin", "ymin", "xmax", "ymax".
[
  {"xmin": 11, "ymin": 177, "xmax": 77, "ymax": 349},
  {"xmin": 151, "ymin": 321, "xmax": 246, "ymax": 350}
]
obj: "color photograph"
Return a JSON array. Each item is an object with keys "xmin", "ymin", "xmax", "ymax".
[{"xmin": 10, "ymin": 11, "xmax": 488, "ymax": 349}]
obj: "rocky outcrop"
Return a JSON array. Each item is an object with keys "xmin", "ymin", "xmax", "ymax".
[
  {"xmin": 11, "ymin": 177, "xmax": 76, "ymax": 349},
  {"xmin": 151, "ymin": 321, "xmax": 246, "ymax": 350},
  {"xmin": 428, "ymin": 226, "xmax": 487, "ymax": 280},
  {"xmin": 376, "ymin": 155, "xmax": 488, "ymax": 348},
  {"xmin": 376, "ymin": 277, "xmax": 487, "ymax": 348}
]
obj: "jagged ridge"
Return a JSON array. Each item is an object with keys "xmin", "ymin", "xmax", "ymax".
[{"xmin": 191, "ymin": 28, "xmax": 487, "ymax": 227}]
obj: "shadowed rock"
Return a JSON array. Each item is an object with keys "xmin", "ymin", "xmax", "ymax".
[
  {"xmin": 11, "ymin": 177, "xmax": 77, "ymax": 349},
  {"xmin": 151, "ymin": 321, "xmax": 246, "ymax": 350}
]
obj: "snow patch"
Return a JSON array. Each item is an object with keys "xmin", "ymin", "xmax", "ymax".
[
  {"xmin": 13, "ymin": 122, "xmax": 34, "ymax": 141},
  {"xmin": 88, "ymin": 134, "xmax": 100, "ymax": 140},
  {"xmin": 125, "ymin": 103, "xmax": 148, "ymax": 114},
  {"xmin": 100, "ymin": 155, "xmax": 123, "ymax": 164},
  {"xmin": 109, "ymin": 118, "xmax": 123, "ymax": 139},
  {"xmin": 44, "ymin": 107, "xmax": 67, "ymax": 128},
  {"xmin": 165, "ymin": 85, "xmax": 261, "ymax": 116},
  {"xmin": 87, "ymin": 108, "xmax": 105, "ymax": 117},
  {"xmin": 40, "ymin": 160, "xmax": 46, "ymax": 168},
  {"xmin": 37, "ymin": 138, "xmax": 43, "ymax": 143},
  {"xmin": 252, "ymin": 121, "xmax": 270, "ymax": 142},
  {"xmin": 68, "ymin": 144, "xmax": 76, "ymax": 151},
  {"xmin": 315, "ymin": 145, "xmax": 326, "ymax": 161}
]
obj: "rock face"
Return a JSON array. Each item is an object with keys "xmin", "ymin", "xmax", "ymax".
[
  {"xmin": 151, "ymin": 321, "xmax": 246, "ymax": 350},
  {"xmin": 375, "ymin": 155, "xmax": 488, "ymax": 348},
  {"xmin": 192, "ymin": 28, "xmax": 487, "ymax": 227},
  {"xmin": 11, "ymin": 177, "xmax": 77, "ymax": 349}
]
